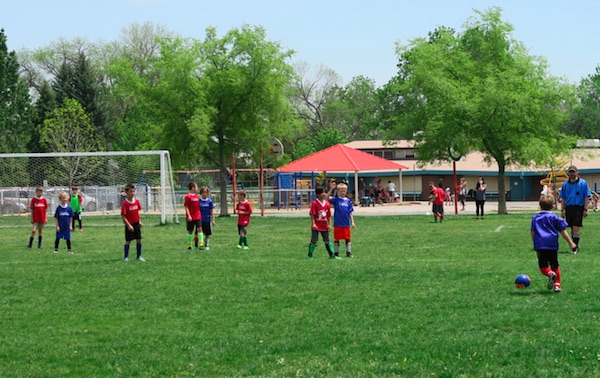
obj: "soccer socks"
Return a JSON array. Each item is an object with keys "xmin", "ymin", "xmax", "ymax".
[
  {"xmin": 308, "ymin": 242, "xmax": 316, "ymax": 257},
  {"xmin": 552, "ymin": 266, "xmax": 561, "ymax": 286},
  {"xmin": 124, "ymin": 244, "xmax": 130, "ymax": 259},
  {"xmin": 326, "ymin": 242, "xmax": 334, "ymax": 256},
  {"xmin": 136, "ymin": 243, "xmax": 142, "ymax": 259},
  {"xmin": 66, "ymin": 239, "xmax": 72, "ymax": 252},
  {"xmin": 38, "ymin": 235, "xmax": 42, "ymax": 248},
  {"xmin": 239, "ymin": 236, "xmax": 244, "ymax": 246},
  {"xmin": 186, "ymin": 234, "xmax": 193, "ymax": 248},
  {"xmin": 28, "ymin": 237, "xmax": 33, "ymax": 248},
  {"xmin": 540, "ymin": 267, "xmax": 552, "ymax": 277},
  {"xmin": 334, "ymin": 241, "xmax": 340, "ymax": 256},
  {"xmin": 54, "ymin": 238, "xmax": 60, "ymax": 250},
  {"xmin": 198, "ymin": 233, "xmax": 205, "ymax": 247},
  {"xmin": 572, "ymin": 233, "xmax": 580, "ymax": 246},
  {"xmin": 242, "ymin": 236, "xmax": 248, "ymax": 247},
  {"xmin": 346, "ymin": 241, "xmax": 352, "ymax": 254}
]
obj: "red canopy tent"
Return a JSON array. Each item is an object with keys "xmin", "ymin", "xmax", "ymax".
[{"xmin": 277, "ymin": 144, "xmax": 408, "ymax": 200}]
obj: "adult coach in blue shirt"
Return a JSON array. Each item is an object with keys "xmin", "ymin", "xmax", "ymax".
[{"xmin": 560, "ymin": 165, "xmax": 591, "ymax": 254}]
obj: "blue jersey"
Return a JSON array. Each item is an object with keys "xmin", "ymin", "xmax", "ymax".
[
  {"xmin": 199, "ymin": 197, "xmax": 214, "ymax": 222},
  {"xmin": 560, "ymin": 178, "xmax": 591, "ymax": 206},
  {"xmin": 54, "ymin": 204, "xmax": 74, "ymax": 239},
  {"xmin": 330, "ymin": 196, "xmax": 354, "ymax": 228},
  {"xmin": 531, "ymin": 211, "xmax": 568, "ymax": 251}
]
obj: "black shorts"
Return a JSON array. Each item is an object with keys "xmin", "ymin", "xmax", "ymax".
[
  {"xmin": 311, "ymin": 230, "xmax": 330, "ymax": 243},
  {"xmin": 432, "ymin": 204, "xmax": 444, "ymax": 214},
  {"xmin": 186, "ymin": 220, "xmax": 201, "ymax": 232},
  {"xmin": 202, "ymin": 221, "xmax": 212, "ymax": 236},
  {"xmin": 125, "ymin": 223, "xmax": 142, "ymax": 241},
  {"xmin": 536, "ymin": 249, "xmax": 559, "ymax": 268},
  {"xmin": 238, "ymin": 225, "xmax": 248, "ymax": 235},
  {"xmin": 565, "ymin": 205, "xmax": 584, "ymax": 227}
]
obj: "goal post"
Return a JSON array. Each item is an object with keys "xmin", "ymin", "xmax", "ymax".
[{"xmin": 0, "ymin": 150, "xmax": 179, "ymax": 224}]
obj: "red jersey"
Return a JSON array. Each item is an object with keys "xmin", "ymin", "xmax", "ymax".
[
  {"xmin": 30, "ymin": 196, "xmax": 48, "ymax": 223},
  {"xmin": 237, "ymin": 200, "xmax": 253, "ymax": 226},
  {"xmin": 121, "ymin": 198, "xmax": 141, "ymax": 224},
  {"xmin": 184, "ymin": 193, "xmax": 201, "ymax": 221},
  {"xmin": 433, "ymin": 187, "xmax": 445, "ymax": 205},
  {"xmin": 309, "ymin": 199, "xmax": 331, "ymax": 232}
]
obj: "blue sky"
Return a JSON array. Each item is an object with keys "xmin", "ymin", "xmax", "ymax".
[{"xmin": 1, "ymin": 0, "xmax": 599, "ymax": 86}]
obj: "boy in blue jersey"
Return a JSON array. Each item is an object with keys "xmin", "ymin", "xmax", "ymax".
[
  {"xmin": 54, "ymin": 191, "xmax": 75, "ymax": 254},
  {"xmin": 199, "ymin": 186, "xmax": 215, "ymax": 250},
  {"xmin": 327, "ymin": 181, "xmax": 356, "ymax": 258},
  {"xmin": 531, "ymin": 194, "xmax": 576, "ymax": 293}
]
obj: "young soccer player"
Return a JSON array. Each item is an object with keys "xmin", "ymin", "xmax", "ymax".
[
  {"xmin": 54, "ymin": 191, "xmax": 74, "ymax": 254},
  {"xmin": 184, "ymin": 182, "xmax": 201, "ymax": 250},
  {"xmin": 236, "ymin": 190, "xmax": 252, "ymax": 250},
  {"xmin": 428, "ymin": 182, "xmax": 445, "ymax": 223},
  {"xmin": 327, "ymin": 181, "xmax": 356, "ymax": 258},
  {"xmin": 70, "ymin": 186, "xmax": 84, "ymax": 231},
  {"xmin": 121, "ymin": 184, "xmax": 145, "ymax": 262},
  {"xmin": 28, "ymin": 186, "xmax": 49, "ymax": 249},
  {"xmin": 199, "ymin": 186, "xmax": 215, "ymax": 250},
  {"xmin": 308, "ymin": 186, "xmax": 339, "ymax": 260},
  {"xmin": 531, "ymin": 194, "xmax": 577, "ymax": 293}
]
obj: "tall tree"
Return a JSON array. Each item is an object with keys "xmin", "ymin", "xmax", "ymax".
[
  {"xmin": 112, "ymin": 25, "xmax": 297, "ymax": 214},
  {"xmin": 562, "ymin": 65, "xmax": 600, "ymax": 138},
  {"xmin": 384, "ymin": 8, "xmax": 576, "ymax": 213},
  {"xmin": 0, "ymin": 29, "xmax": 34, "ymax": 152}
]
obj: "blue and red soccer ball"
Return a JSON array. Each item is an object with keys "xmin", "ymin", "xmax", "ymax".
[{"xmin": 515, "ymin": 274, "xmax": 531, "ymax": 288}]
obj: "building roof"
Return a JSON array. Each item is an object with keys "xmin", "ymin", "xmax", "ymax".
[
  {"xmin": 277, "ymin": 144, "xmax": 408, "ymax": 173},
  {"xmin": 344, "ymin": 140, "xmax": 600, "ymax": 175}
]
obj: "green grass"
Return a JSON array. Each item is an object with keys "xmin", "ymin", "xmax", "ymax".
[{"xmin": 1, "ymin": 212, "xmax": 600, "ymax": 377}]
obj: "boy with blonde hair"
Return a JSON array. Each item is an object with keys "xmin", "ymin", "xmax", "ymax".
[
  {"xmin": 54, "ymin": 191, "xmax": 74, "ymax": 254},
  {"xmin": 327, "ymin": 181, "xmax": 356, "ymax": 257},
  {"xmin": 531, "ymin": 194, "xmax": 576, "ymax": 293}
]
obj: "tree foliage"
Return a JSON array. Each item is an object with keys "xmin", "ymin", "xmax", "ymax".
[
  {"xmin": 562, "ymin": 65, "xmax": 600, "ymax": 138},
  {"xmin": 110, "ymin": 25, "xmax": 297, "ymax": 214},
  {"xmin": 384, "ymin": 8, "xmax": 576, "ymax": 213},
  {"xmin": 0, "ymin": 29, "xmax": 34, "ymax": 153}
]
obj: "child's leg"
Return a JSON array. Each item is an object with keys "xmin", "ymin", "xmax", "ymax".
[
  {"xmin": 308, "ymin": 230, "xmax": 318, "ymax": 258},
  {"xmin": 186, "ymin": 230, "xmax": 194, "ymax": 249},
  {"xmin": 322, "ymin": 231, "xmax": 334, "ymax": 257},
  {"xmin": 28, "ymin": 225, "xmax": 36, "ymax": 248},
  {"xmin": 37, "ymin": 224, "xmax": 44, "ymax": 248},
  {"xmin": 136, "ymin": 239, "xmax": 143, "ymax": 258},
  {"xmin": 124, "ymin": 241, "xmax": 131, "ymax": 259},
  {"xmin": 346, "ymin": 239, "xmax": 352, "ymax": 256},
  {"xmin": 66, "ymin": 239, "xmax": 72, "ymax": 253},
  {"xmin": 78, "ymin": 213, "xmax": 82, "ymax": 230},
  {"xmin": 334, "ymin": 240, "xmax": 340, "ymax": 256},
  {"xmin": 54, "ymin": 238, "xmax": 60, "ymax": 252}
]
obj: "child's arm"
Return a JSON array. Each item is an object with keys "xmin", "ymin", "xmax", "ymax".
[
  {"xmin": 122, "ymin": 214, "xmax": 133, "ymax": 231},
  {"xmin": 56, "ymin": 216, "xmax": 60, "ymax": 231},
  {"xmin": 310, "ymin": 214, "xmax": 317, "ymax": 230},
  {"xmin": 327, "ymin": 182, "xmax": 336, "ymax": 201},
  {"xmin": 560, "ymin": 229, "xmax": 577, "ymax": 249},
  {"xmin": 211, "ymin": 208, "xmax": 215, "ymax": 225},
  {"xmin": 350, "ymin": 213, "xmax": 355, "ymax": 229},
  {"xmin": 185, "ymin": 205, "xmax": 191, "ymax": 221}
]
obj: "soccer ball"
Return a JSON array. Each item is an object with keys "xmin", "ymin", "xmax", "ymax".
[{"xmin": 515, "ymin": 274, "xmax": 531, "ymax": 288}]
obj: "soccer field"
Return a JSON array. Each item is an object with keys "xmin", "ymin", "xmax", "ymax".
[{"xmin": 0, "ymin": 213, "xmax": 599, "ymax": 377}]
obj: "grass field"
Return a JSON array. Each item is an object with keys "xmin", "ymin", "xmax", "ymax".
[{"xmin": 1, "ymin": 211, "xmax": 599, "ymax": 377}]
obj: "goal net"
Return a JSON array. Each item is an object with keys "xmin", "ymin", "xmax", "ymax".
[{"xmin": 0, "ymin": 150, "xmax": 179, "ymax": 224}]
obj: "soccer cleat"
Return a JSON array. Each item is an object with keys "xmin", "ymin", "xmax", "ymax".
[
  {"xmin": 137, "ymin": 256, "xmax": 146, "ymax": 262},
  {"xmin": 346, "ymin": 253, "xmax": 354, "ymax": 258},
  {"xmin": 236, "ymin": 245, "xmax": 242, "ymax": 249},
  {"xmin": 307, "ymin": 254, "xmax": 313, "ymax": 260},
  {"xmin": 547, "ymin": 271, "xmax": 557, "ymax": 290},
  {"xmin": 124, "ymin": 257, "xmax": 129, "ymax": 262},
  {"xmin": 554, "ymin": 285, "xmax": 561, "ymax": 293},
  {"xmin": 68, "ymin": 250, "xmax": 74, "ymax": 255},
  {"xmin": 243, "ymin": 246, "xmax": 249, "ymax": 250},
  {"xmin": 334, "ymin": 252, "xmax": 339, "ymax": 257},
  {"xmin": 329, "ymin": 255, "xmax": 342, "ymax": 260},
  {"xmin": 205, "ymin": 246, "xmax": 210, "ymax": 251},
  {"xmin": 571, "ymin": 246, "xmax": 579, "ymax": 254},
  {"xmin": 54, "ymin": 249, "xmax": 58, "ymax": 254},
  {"xmin": 79, "ymin": 228, "xmax": 83, "ymax": 232}
]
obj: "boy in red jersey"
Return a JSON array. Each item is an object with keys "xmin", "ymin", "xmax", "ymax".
[
  {"xmin": 28, "ymin": 186, "xmax": 49, "ymax": 249},
  {"xmin": 184, "ymin": 182, "xmax": 201, "ymax": 250},
  {"xmin": 308, "ymin": 186, "xmax": 339, "ymax": 260},
  {"xmin": 121, "ymin": 184, "xmax": 145, "ymax": 262},
  {"xmin": 428, "ymin": 182, "xmax": 445, "ymax": 223},
  {"xmin": 236, "ymin": 190, "xmax": 252, "ymax": 250}
]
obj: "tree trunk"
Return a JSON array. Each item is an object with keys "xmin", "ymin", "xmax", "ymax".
[{"xmin": 497, "ymin": 163, "xmax": 507, "ymax": 214}]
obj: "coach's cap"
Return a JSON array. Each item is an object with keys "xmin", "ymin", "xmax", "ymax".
[{"xmin": 567, "ymin": 165, "xmax": 578, "ymax": 172}]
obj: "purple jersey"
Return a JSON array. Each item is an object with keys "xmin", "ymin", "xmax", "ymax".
[
  {"xmin": 330, "ymin": 196, "xmax": 354, "ymax": 228},
  {"xmin": 531, "ymin": 211, "xmax": 568, "ymax": 251},
  {"xmin": 54, "ymin": 204, "xmax": 74, "ymax": 239},
  {"xmin": 199, "ymin": 197, "xmax": 214, "ymax": 222}
]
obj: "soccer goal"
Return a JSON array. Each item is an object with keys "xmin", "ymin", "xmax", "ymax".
[{"xmin": 0, "ymin": 150, "xmax": 179, "ymax": 224}]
